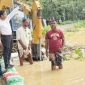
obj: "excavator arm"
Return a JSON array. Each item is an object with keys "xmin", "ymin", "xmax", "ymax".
[{"xmin": 0, "ymin": 0, "xmax": 13, "ymax": 10}]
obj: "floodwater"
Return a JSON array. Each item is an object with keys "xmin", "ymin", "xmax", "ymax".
[
  {"xmin": 14, "ymin": 59, "xmax": 85, "ymax": 85},
  {"xmin": 0, "ymin": 59, "xmax": 85, "ymax": 85}
]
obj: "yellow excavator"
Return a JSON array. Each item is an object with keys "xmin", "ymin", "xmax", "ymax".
[{"xmin": 0, "ymin": 0, "xmax": 43, "ymax": 60}]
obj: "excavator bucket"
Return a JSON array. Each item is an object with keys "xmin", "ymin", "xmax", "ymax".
[{"xmin": 0, "ymin": 0, "xmax": 13, "ymax": 10}]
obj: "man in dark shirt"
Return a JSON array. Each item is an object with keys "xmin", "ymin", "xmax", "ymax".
[{"xmin": 45, "ymin": 20, "xmax": 65, "ymax": 70}]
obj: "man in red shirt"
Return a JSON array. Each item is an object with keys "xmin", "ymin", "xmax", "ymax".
[{"xmin": 45, "ymin": 20, "xmax": 65, "ymax": 70}]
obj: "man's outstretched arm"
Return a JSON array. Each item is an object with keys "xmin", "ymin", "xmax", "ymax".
[
  {"xmin": 62, "ymin": 38, "xmax": 65, "ymax": 48},
  {"xmin": 7, "ymin": 5, "xmax": 24, "ymax": 21},
  {"xmin": 6, "ymin": 7, "xmax": 19, "ymax": 21}
]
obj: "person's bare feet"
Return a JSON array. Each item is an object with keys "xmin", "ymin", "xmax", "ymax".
[
  {"xmin": 51, "ymin": 65, "xmax": 56, "ymax": 70},
  {"xmin": 59, "ymin": 64, "xmax": 63, "ymax": 69}
]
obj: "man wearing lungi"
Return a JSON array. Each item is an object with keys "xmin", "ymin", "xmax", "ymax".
[
  {"xmin": 16, "ymin": 19, "xmax": 33, "ymax": 66},
  {"xmin": 45, "ymin": 20, "xmax": 65, "ymax": 70}
]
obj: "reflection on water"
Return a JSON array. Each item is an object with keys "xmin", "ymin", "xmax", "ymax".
[{"xmin": 14, "ymin": 59, "xmax": 85, "ymax": 85}]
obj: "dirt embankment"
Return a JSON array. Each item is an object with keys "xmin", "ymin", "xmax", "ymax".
[{"xmin": 58, "ymin": 23, "xmax": 85, "ymax": 55}]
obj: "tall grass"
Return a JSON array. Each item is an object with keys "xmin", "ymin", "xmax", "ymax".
[{"xmin": 75, "ymin": 20, "xmax": 85, "ymax": 28}]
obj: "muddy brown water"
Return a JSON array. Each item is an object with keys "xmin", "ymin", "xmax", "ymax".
[
  {"xmin": 15, "ymin": 59, "xmax": 85, "ymax": 85},
  {"xmin": 0, "ymin": 23, "xmax": 85, "ymax": 85},
  {"xmin": 0, "ymin": 59, "xmax": 85, "ymax": 85}
]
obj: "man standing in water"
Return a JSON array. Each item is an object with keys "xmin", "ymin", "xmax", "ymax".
[
  {"xmin": 16, "ymin": 19, "xmax": 33, "ymax": 66},
  {"xmin": 0, "ymin": 5, "xmax": 23, "ymax": 69},
  {"xmin": 45, "ymin": 20, "xmax": 65, "ymax": 70}
]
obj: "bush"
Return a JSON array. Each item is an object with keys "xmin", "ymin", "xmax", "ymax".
[
  {"xmin": 74, "ymin": 48, "xmax": 84, "ymax": 60},
  {"xmin": 75, "ymin": 20, "xmax": 85, "ymax": 28},
  {"xmin": 59, "ymin": 20, "xmax": 74, "ymax": 25},
  {"xmin": 42, "ymin": 25, "xmax": 51, "ymax": 37}
]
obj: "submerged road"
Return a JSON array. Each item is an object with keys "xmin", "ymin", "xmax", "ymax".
[{"xmin": 13, "ymin": 59, "xmax": 85, "ymax": 85}]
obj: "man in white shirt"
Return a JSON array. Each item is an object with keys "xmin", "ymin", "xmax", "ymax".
[
  {"xmin": 16, "ymin": 19, "xmax": 33, "ymax": 66},
  {"xmin": 0, "ymin": 5, "xmax": 23, "ymax": 69}
]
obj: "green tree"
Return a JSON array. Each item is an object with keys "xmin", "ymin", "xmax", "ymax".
[{"xmin": 21, "ymin": 0, "xmax": 85, "ymax": 22}]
